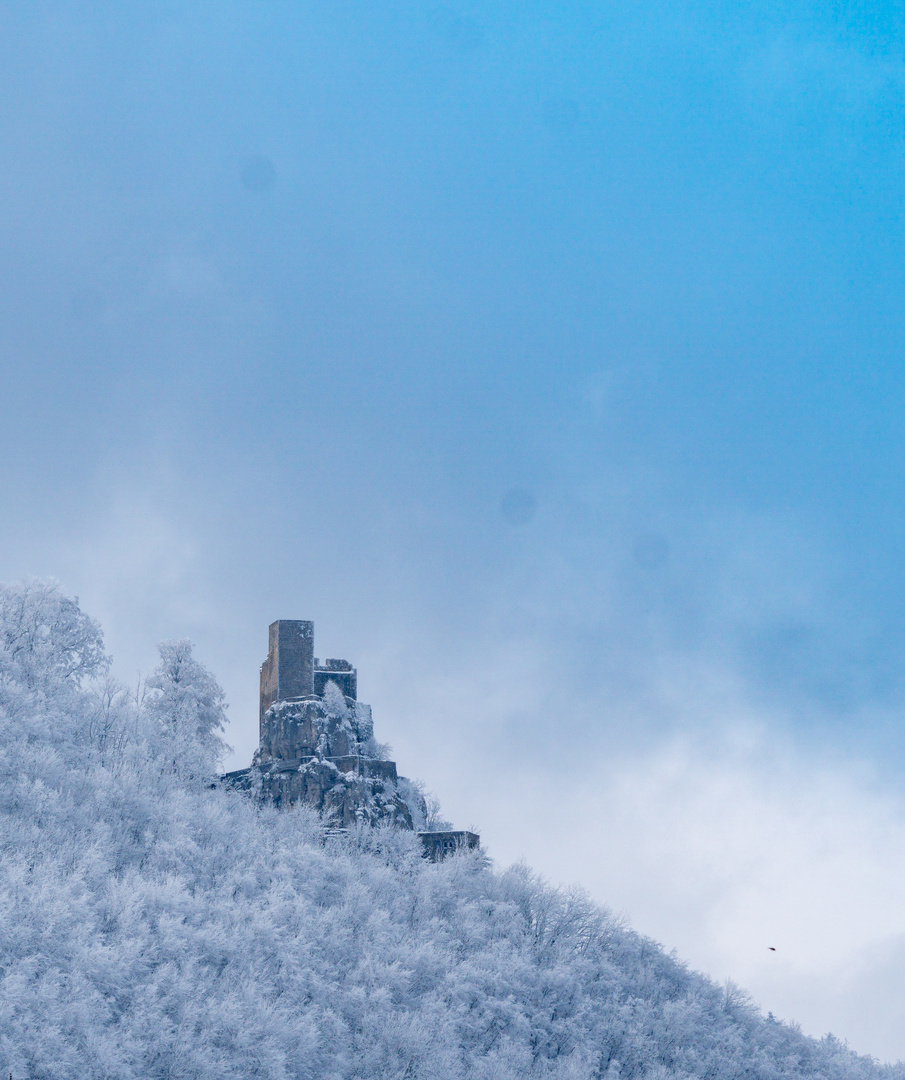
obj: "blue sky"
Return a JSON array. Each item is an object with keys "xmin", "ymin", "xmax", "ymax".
[{"xmin": 4, "ymin": 0, "xmax": 905, "ymax": 1058}]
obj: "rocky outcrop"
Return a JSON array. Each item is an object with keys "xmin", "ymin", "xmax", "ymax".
[
  {"xmin": 255, "ymin": 692, "xmax": 376, "ymax": 765},
  {"xmin": 224, "ymin": 679, "xmax": 426, "ymax": 829},
  {"xmin": 224, "ymin": 619, "xmax": 477, "ymax": 854},
  {"xmin": 254, "ymin": 757, "xmax": 415, "ymax": 828}
]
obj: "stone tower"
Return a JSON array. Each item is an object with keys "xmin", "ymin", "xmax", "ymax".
[
  {"xmin": 259, "ymin": 620, "xmax": 315, "ymax": 729},
  {"xmin": 259, "ymin": 620, "xmax": 359, "ymax": 735}
]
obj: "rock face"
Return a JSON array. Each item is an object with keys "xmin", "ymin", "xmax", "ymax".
[
  {"xmin": 257, "ymin": 693, "xmax": 377, "ymax": 763},
  {"xmin": 252, "ymin": 690, "xmax": 417, "ymax": 828},
  {"xmin": 251, "ymin": 757, "xmax": 414, "ymax": 829}
]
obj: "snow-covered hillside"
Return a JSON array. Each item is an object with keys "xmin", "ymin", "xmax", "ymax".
[{"xmin": 0, "ymin": 580, "xmax": 900, "ymax": 1079}]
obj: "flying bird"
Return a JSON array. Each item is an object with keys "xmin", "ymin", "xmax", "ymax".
[{"xmin": 768, "ymin": 947, "xmax": 776, "ymax": 952}]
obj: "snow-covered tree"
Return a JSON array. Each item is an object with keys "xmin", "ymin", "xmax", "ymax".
[
  {"xmin": 144, "ymin": 638, "xmax": 229, "ymax": 771},
  {"xmin": 0, "ymin": 578, "xmax": 107, "ymax": 692}
]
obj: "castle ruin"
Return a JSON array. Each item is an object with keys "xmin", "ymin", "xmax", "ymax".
[{"xmin": 224, "ymin": 620, "xmax": 479, "ymax": 859}]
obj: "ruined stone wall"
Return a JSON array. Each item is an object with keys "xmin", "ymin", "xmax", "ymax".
[
  {"xmin": 419, "ymin": 831, "xmax": 481, "ymax": 861},
  {"xmin": 313, "ymin": 659, "xmax": 357, "ymax": 700}
]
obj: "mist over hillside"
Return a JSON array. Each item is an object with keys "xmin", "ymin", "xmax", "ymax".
[{"xmin": 0, "ymin": 579, "xmax": 900, "ymax": 1079}]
